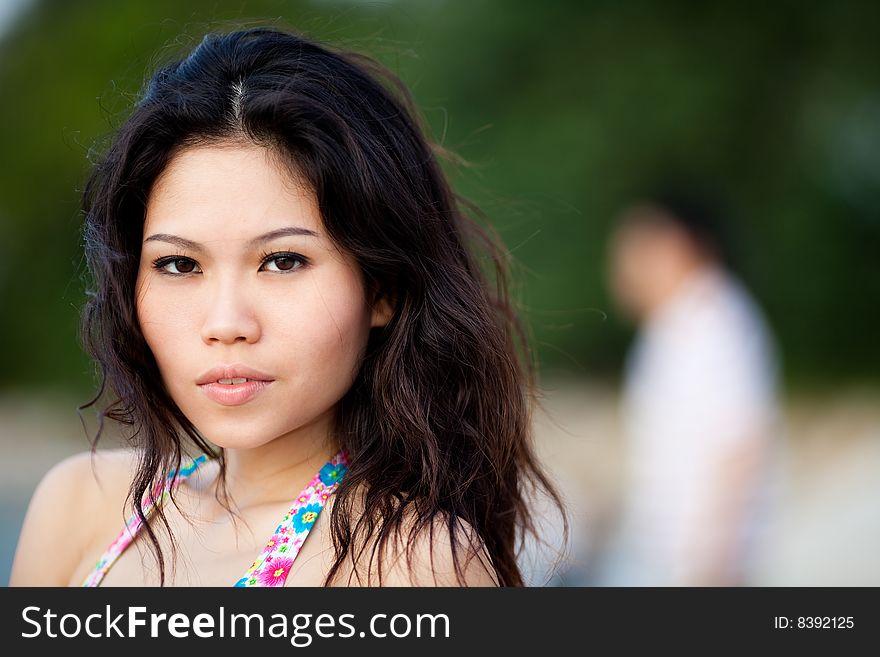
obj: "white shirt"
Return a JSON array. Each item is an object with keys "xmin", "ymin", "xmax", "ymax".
[{"xmin": 613, "ymin": 266, "xmax": 779, "ymax": 585}]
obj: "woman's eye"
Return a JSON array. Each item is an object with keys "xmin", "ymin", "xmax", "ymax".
[
  {"xmin": 262, "ymin": 253, "xmax": 307, "ymax": 272},
  {"xmin": 154, "ymin": 257, "xmax": 200, "ymax": 275}
]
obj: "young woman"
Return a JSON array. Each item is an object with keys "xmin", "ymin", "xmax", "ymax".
[{"xmin": 9, "ymin": 26, "xmax": 564, "ymax": 587}]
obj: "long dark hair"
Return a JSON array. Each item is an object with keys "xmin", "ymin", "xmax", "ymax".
[{"xmin": 79, "ymin": 26, "xmax": 565, "ymax": 586}]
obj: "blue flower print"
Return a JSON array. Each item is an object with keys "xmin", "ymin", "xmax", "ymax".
[
  {"xmin": 291, "ymin": 503, "xmax": 322, "ymax": 533},
  {"xmin": 319, "ymin": 462, "xmax": 347, "ymax": 486}
]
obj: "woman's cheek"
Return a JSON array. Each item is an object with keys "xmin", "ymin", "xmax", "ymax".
[
  {"xmin": 137, "ymin": 291, "xmax": 196, "ymax": 382},
  {"xmin": 292, "ymin": 296, "xmax": 371, "ymax": 380}
]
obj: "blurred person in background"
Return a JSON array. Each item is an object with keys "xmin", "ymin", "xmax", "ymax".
[{"xmin": 601, "ymin": 189, "xmax": 780, "ymax": 586}]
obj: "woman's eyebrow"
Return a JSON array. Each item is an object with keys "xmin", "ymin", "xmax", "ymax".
[{"xmin": 143, "ymin": 226, "xmax": 320, "ymax": 251}]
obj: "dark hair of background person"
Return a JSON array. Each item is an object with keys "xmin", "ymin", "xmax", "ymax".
[
  {"xmin": 622, "ymin": 182, "xmax": 738, "ymax": 271},
  {"xmin": 77, "ymin": 26, "xmax": 566, "ymax": 586}
]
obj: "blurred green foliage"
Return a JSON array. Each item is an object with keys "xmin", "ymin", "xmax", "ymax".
[{"xmin": 1, "ymin": 0, "xmax": 878, "ymax": 395}]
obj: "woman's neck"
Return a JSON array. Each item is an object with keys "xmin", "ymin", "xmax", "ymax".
[{"xmin": 207, "ymin": 412, "xmax": 338, "ymax": 510}]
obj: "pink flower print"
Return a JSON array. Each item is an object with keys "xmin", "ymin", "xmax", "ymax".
[
  {"xmin": 258, "ymin": 556, "xmax": 294, "ymax": 587},
  {"xmin": 265, "ymin": 537, "xmax": 279, "ymax": 550}
]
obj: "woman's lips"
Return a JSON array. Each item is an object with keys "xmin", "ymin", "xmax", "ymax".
[{"xmin": 198, "ymin": 380, "xmax": 272, "ymax": 406}]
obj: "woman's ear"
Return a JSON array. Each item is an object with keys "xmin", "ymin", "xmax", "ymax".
[{"xmin": 370, "ymin": 293, "xmax": 395, "ymax": 328}]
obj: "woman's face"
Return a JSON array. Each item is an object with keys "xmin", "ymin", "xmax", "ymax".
[{"xmin": 135, "ymin": 142, "xmax": 390, "ymax": 450}]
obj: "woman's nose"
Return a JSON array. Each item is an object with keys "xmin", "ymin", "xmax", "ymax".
[{"xmin": 199, "ymin": 279, "xmax": 262, "ymax": 345}]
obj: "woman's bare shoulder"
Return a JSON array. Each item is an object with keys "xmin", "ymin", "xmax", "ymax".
[
  {"xmin": 329, "ymin": 489, "xmax": 499, "ymax": 587},
  {"xmin": 8, "ymin": 448, "xmax": 139, "ymax": 586},
  {"xmin": 39, "ymin": 448, "xmax": 140, "ymax": 508},
  {"xmin": 380, "ymin": 514, "xmax": 500, "ymax": 587}
]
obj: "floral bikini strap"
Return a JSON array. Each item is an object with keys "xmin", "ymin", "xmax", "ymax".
[
  {"xmin": 81, "ymin": 454, "xmax": 210, "ymax": 587},
  {"xmin": 234, "ymin": 449, "xmax": 348, "ymax": 587}
]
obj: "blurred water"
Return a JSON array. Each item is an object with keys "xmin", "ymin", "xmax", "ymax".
[
  {"xmin": 0, "ymin": 390, "xmax": 97, "ymax": 586},
  {"xmin": 1, "ymin": 491, "xmax": 30, "ymax": 586}
]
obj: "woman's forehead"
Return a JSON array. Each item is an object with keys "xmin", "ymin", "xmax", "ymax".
[{"xmin": 143, "ymin": 142, "xmax": 323, "ymax": 242}]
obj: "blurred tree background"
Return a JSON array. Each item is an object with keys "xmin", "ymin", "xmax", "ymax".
[{"xmin": 1, "ymin": 0, "xmax": 878, "ymax": 397}]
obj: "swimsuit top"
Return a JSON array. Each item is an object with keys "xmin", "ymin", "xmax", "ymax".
[{"xmin": 81, "ymin": 450, "xmax": 348, "ymax": 587}]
